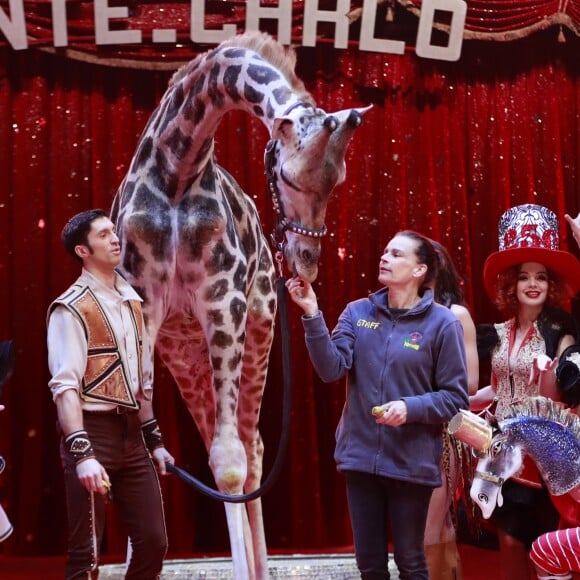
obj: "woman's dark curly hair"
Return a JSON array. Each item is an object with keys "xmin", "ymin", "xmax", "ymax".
[{"xmin": 493, "ymin": 263, "xmax": 566, "ymax": 317}]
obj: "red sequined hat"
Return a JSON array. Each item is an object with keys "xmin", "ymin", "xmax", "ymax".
[{"xmin": 483, "ymin": 204, "xmax": 580, "ymax": 298}]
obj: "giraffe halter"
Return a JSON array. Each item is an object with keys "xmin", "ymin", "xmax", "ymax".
[{"xmin": 264, "ymin": 102, "xmax": 329, "ymax": 243}]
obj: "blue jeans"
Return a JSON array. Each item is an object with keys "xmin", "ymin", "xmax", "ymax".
[
  {"xmin": 345, "ymin": 470, "xmax": 433, "ymax": 580},
  {"xmin": 61, "ymin": 411, "xmax": 168, "ymax": 579}
]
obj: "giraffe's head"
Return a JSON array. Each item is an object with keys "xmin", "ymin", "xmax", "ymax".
[{"xmin": 267, "ymin": 103, "xmax": 371, "ymax": 282}]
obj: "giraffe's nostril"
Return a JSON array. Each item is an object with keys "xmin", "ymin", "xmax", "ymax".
[
  {"xmin": 347, "ymin": 109, "xmax": 362, "ymax": 128},
  {"xmin": 323, "ymin": 116, "xmax": 338, "ymax": 132}
]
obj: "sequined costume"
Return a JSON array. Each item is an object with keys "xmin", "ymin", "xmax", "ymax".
[
  {"xmin": 492, "ymin": 318, "xmax": 544, "ymax": 420},
  {"xmin": 490, "ymin": 318, "xmax": 546, "ymax": 489},
  {"xmin": 483, "ymin": 311, "xmax": 576, "ymax": 547}
]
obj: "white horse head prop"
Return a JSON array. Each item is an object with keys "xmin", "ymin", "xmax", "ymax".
[{"xmin": 449, "ymin": 399, "xmax": 580, "ymax": 520}]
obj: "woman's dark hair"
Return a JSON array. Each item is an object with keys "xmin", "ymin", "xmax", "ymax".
[
  {"xmin": 397, "ymin": 230, "xmax": 438, "ymax": 293},
  {"xmin": 494, "ymin": 263, "xmax": 566, "ymax": 317},
  {"xmin": 61, "ymin": 209, "xmax": 108, "ymax": 262},
  {"xmin": 430, "ymin": 240, "xmax": 465, "ymax": 308}
]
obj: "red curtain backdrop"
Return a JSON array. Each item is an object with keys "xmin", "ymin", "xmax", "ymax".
[{"xmin": 0, "ymin": 4, "xmax": 579, "ymax": 560}]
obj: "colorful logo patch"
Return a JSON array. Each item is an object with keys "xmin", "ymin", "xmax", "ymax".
[{"xmin": 403, "ymin": 332, "xmax": 423, "ymax": 350}]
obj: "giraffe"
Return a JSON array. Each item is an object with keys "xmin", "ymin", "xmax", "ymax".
[{"xmin": 110, "ymin": 32, "xmax": 368, "ymax": 580}]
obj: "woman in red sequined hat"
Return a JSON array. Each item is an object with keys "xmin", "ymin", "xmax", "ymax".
[{"xmin": 471, "ymin": 204, "xmax": 579, "ymax": 580}]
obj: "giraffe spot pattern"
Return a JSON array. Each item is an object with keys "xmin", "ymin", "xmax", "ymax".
[
  {"xmin": 177, "ymin": 194, "xmax": 223, "ymax": 261},
  {"xmin": 199, "ymin": 162, "xmax": 216, "ymax": 192},
  {"xmin": 243, "ymin": 83, "xmax": 262, "ymax": 104},
  {"xmin": 166, "ymin": 126, "xmax": 193, "ymax": 161},
  {"xmin": 158, "ymin": 83, "xmax": 185, "ymax": 136},
  {"xmin": 193, "ymin": 137, "xmax": 214, "ymax": 169},
  {"xmin": 247, "ymin": 259, "xmax": 256, "ymax": 283},
  {"xmin": 213, "ymin": 178, "xmax": 238, "ymax": 249},
  {"xmin": 223, "ymin": 65, "xmax": 242, "ymax": 102},
  {"xmin": 131, "ymin": 185, "xmax": 172, "ymax": 258},
  {"xmin": 212, "ymin": 359, "xmax": 223, "ymax": 375},
  {"xmin": 211, "ymin": 330, "xmax": 234, "ymax": 348},
  {"xmin": 207, "ymin": 239, "xmax": 236, "ymax": 277},
  {"xmin": 192, "ymin": 72, "xmax": 206, "ymax": 96},
  {"xmin": 123, "ymin": 239, "xmax": 146, "ymax": 280},
  {"xmin": 232, "ymin": 262, "xmax": 247, "ymax": 292},
  {"xmin": 134, "ymin": 137, "xmax": 153, "ymax": 171},
  {"xmin": 247, "ymin": 63, "xmax": 281, "ymax": 86},
  {"xmin": 221, "ymin": 172, "xmax": 245, "ymax": 222},
  {"xmin": 222, "ymin": 47, "xmax": 246, "ymax": 59},
  {"xmin": 208, "ymin": 309, "xmax": 224, "ymax": 326},
  {"xmin": 256, "ymin": 274, "xmax": 272, "ymax": 297},
  {"xmin": 192, "ymin": 97, "xmax": 206, "ymax": 125},
  {"xmin": 205, "ymin": 279, "xmax": 228, "ymax": 302},
  {"xmin": 208, "ymin": 63, "xmax": 225, "ymax": 109},
  {"xmin": 115, "ymin": 182, "xmax": 135, "ymax": 217},
  {"xmin": 133, "ymin": 286, "xmax": 148, "ymax": 306},
  {"xmin": 228, "ymin": 353, "xmax": 243, "ymax": 373},
  {"xmin": 272, "ymin": 86, "xmax": 293, "ymax": 106},
  {"xmin": 149, "ymin": 149, "xmax": 179, "ymax": 199},
  {"xmin": 230, "ymin": 296, "xmax": 246, "ymax": 331}
]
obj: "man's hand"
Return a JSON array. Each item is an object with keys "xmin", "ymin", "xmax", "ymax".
[
  {"xmin": 76, "ymin": 457, "xmax": 110, "ymax": 496},
  {"xmin": 151, "ymin": 447, "xmax": 175, "ymax": 476}
]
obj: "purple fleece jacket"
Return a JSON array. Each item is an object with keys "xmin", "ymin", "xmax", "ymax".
[{"xmin": 302, "ymin": 287, "xmax": 469, "ymax": 487}]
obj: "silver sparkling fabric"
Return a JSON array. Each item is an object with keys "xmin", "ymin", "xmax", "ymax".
[{"xmin": 99, "ymin": 554, "xmax": 400, "ymax": 579}]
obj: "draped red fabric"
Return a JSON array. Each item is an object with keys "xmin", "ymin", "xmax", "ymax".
[
  {"xmin": 404, "ymin": 0, "xmax": 580, "ymax": 39},
  {"xmin": 0, "ymin": 24, "xmax": 579, "ymax": 562}
]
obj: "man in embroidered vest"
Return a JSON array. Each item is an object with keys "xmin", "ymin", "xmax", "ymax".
[{"xmin": 47, "ymin": 209, "xmax": 174, "ymax": 580}]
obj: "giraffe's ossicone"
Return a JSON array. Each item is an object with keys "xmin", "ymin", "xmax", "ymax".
[{"xmin": 111, "ymin": 31, "xmax": 368, "ymax": 580}]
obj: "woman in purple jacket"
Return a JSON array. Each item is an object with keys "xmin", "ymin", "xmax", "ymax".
[{"xmin": 286, "ymin": 230, "xmax": 469, "ymax": 580}]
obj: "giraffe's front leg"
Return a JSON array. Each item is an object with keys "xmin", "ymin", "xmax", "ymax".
[
  {"xmin": 210, "ymin": 403, "xmax": 253, "ymax": 580},
  {"xmin": 208, "ymin": 344, "xmax": 255, "ymax": 580}
]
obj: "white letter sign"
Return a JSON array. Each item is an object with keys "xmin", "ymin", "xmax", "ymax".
[
  {"xmin": 302, "ymin": 0, "xmax": 350, "ymax": 49},
  {"xmin": 94, "ymin": 0, "xmax": 142, "ymax": 46},
  {"xmin": 415, "ymin": 0, "xmax": 466, "ymax": 61},
  {"xmin": 191, "ymin": 0, "xmax": 236, "ymax": 44},
  {"xmin": 0, "ymin": 0, "xmax": 27, "ymax": 50},
  {"xmin": 358, "ymin": 0, "xmax": 405, "ymax": 55},
  {"xmin": 245, "ymin": 0, "xmax": 293, "ymax": 45}
]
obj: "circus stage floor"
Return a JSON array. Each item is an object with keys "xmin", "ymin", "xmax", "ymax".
[
  {"xmin": 101, "ymin": 553, "xmax": 362, "ymax": 578},
  {"xmin": 0, "ymin": 543, "xmax": 500, "ymax": 579}
]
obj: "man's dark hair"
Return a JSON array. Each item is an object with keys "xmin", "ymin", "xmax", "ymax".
[{"xmin": 61, "ymin": 209, "xmax": 108, "ymax": 262}]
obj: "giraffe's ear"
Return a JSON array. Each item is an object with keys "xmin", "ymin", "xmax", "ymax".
[{"xmin": 272, "ymin": 117, "xmax": 295, "ymax": 144}]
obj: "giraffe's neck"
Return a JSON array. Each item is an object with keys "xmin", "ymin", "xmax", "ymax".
[{"xmin": 131, "ymin": 47, "xmax": 302, "ymax": 200}]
